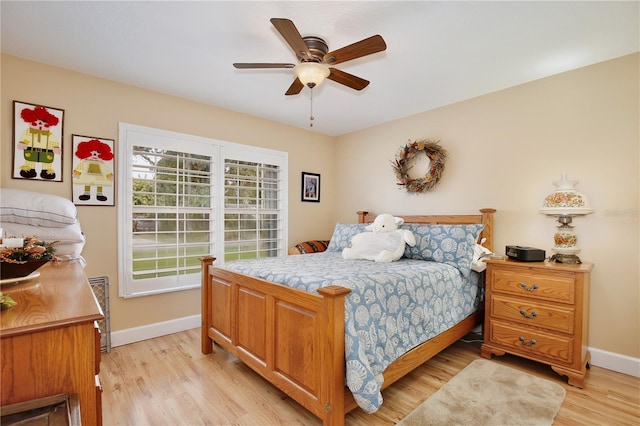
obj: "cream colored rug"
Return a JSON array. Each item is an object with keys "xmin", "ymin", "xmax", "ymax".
[{"xmin": 396, "ymin": 359, "xmax": 566, "ymax": 426}]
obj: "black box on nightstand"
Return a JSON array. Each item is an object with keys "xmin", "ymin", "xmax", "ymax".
[{"xmin": 505, "ymin": 245, "xmax": 546, "ymax": 262}]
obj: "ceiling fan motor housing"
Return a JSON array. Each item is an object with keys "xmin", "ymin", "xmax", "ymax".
[{"xmin": 300, "ymin": 36, "xmax": 329, "ymax": 63}]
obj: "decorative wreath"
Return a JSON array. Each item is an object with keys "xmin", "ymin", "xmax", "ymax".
[{"xmin": 392, "ymin": 139, "xmax": 447, "ymax": 193}]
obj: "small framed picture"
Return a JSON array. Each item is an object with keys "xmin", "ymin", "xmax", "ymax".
[
  {"xmin": 301, "ymin": 172, "xmax": 320, "ymax": 203},
  {"xmin": 12, "ymin": 100, "xmax": 65, "ymax": 182},
  {"xmin": 71, "ymin": 135, "xmax": 116, "ymax": 206}
]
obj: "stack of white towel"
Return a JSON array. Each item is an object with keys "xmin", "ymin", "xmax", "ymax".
[{"xmin": 0, "ymin": 188, "xmax": 86, "ymax": 261}]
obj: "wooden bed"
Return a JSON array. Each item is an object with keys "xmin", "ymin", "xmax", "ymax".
[{"xmin": 200, "ymin": 208, "xmax": 495, "ymax": 426}]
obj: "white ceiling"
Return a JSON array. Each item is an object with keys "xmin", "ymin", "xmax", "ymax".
[{"xmin": 1, "ymin": 1, "xmax": 638, "ymax": 137}]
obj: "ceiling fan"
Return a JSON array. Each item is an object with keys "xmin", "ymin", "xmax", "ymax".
[{"xmin": 233, "ymin": 18, "xmax": 387, "ymax": 96}]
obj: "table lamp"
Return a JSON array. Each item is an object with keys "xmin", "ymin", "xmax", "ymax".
[{"xmin": 539, "ymin": 173, "xmax": 594, "ymax": 263}]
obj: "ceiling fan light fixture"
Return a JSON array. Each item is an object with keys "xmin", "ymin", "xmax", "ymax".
[{"xmin": 294, "ymin": 62, "xmax": 330, "ymax": 88}]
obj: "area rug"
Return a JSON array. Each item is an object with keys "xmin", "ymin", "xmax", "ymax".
[{"xmin": 396, "ymin": 359, "xmax": 566, "ymax": 426}]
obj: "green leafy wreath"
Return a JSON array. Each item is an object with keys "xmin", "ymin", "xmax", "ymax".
[{"xmin": 392, "ymin": 139, "xmax": 447, "ymax": 193}]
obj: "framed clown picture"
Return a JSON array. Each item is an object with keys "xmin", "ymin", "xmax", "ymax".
[
  {"xmin": 71, "ymin": 135, "xmax": 116, "ymax": 206},
  {"xmin": 12, "ymin": 100, "xmax": 65, "ymax": 182}
]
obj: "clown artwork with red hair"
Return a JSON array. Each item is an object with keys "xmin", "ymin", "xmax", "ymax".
[
  {"xmin": 13, "ymin": 101, "xmax": 64, "ymax": 181},
  {"xmin": 72, "ymin": 136, "xmax": 115, "ymax": 204},
  {"xmin": 20, "ymin": 106, "xmax": 60, "ymax": 128},
  {"xmin": 75, "ymin": 139, "xmax": 115, "ymax": 161}
]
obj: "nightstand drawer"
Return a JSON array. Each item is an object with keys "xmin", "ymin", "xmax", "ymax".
[
  {"xmin": 490, "ymin": 268, "xmax": 575, "ymax": 304},
  {"xmin": 489, "ymin": 321, "xmax": 574, "ymax": 364},
  {"xmin": 490, "ymin": 294, "xmax": 575, "ymax": 334}
]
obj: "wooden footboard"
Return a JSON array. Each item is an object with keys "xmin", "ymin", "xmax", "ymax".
[
  {"xmin": 201, "ymin": 258, "xmax": 351, "ymax": 425},
  {"xmin": 201, "ymin": 208, "xmax": 495, "ymax": 426}
]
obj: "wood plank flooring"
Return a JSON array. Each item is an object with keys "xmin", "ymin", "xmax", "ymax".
[{"xmin": 101, "ymin": 329, "xmax": 639, "ymax": 425}]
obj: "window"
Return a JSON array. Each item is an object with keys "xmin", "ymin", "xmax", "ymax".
[
  {"xmin": 224, "ymin": 159, "xmax": 282, "ymax": 261},
  {"xmin": 118, "ymin": 124, "xmax": 287, "ymax": 298}
]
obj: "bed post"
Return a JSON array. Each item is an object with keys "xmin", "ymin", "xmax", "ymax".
[
  {"xmin": 200, "ymin": 256, "xmax": 215, "ymax": 354},
  {"xmin": 479, "ymin": 208, "xmax": 496, "ymax": 251},
  {"xmin": 317, "ymin": 285, "xmax": 351, "ymax": 426},
  {"xmin": 356, "ymin": 211, "xmax": 369, "ymax": 223}
]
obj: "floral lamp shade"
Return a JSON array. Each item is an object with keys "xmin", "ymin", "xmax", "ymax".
[{"xmin": 540, "ymin": 174, "xmax": 594, "ymax": 263}]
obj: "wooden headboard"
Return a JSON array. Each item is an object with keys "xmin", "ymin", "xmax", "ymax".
[{"xmin": 357, "ymin": 208, "xmax": 496, "ymax": 252}]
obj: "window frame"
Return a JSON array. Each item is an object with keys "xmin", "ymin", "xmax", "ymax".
[{"xmin": 118, "ymin": 123, "xmax": 288, "ymax": 298}]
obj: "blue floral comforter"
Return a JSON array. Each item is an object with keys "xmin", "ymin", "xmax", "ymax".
[{"xmin": 221, "ymin": 252, "xmax": 482, "ymax": 412}]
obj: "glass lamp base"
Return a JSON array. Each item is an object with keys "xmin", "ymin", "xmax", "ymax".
[{"xmin": 550, "ymin": 253, "xmax": 582, "ymax": 264}]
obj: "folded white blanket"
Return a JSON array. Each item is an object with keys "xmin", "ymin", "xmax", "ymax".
[
  {"xmin": 0, "ymin": 188, "xmax": 78, "ymax": 227},
  {"xmin": 0, "ymin": 188, "xmax": 85, "ymax": 260},
  {"xmin": 1, "ymin": 220, "xmax": 85, "ymax": 260}
]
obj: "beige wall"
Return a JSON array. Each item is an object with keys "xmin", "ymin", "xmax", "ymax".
[
  {"xmin": 1, "ymin": 54, "xmax": 336, "ymax": 332},
  {"xmin": 2, "ymin": 53, "xmax": 638, "ymax": 359},
  {"xmin": 335, "ymin": 53, "xmax": 640, "ymax": 358}
]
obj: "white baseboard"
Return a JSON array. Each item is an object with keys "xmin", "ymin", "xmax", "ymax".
[
  {"xmin": 109, "ymin": 315, "xmax": 640, "ymax": 379},
  {"xmin": 590, "ymin": 346, "xmax": 640, "ymax": 378},
  {"xmin": 110, "ymin": 314, "xmax": 201, "ymax": 348}
]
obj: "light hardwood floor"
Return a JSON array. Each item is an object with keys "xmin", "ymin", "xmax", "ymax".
[{"xmin": 101, "ymin": 328, "xmax": 639, "ymax": 425}]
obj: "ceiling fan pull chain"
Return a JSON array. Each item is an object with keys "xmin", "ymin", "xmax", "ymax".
[{"xmin": 309, "ymin": 88, "xmax": 315, "ymax": 127}]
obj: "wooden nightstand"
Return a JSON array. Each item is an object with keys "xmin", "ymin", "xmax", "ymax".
[{"xmin": 480, "ymin": 259, "xmax": 592, "ymax": 387}]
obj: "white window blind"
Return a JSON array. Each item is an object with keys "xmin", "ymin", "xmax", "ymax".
[
  {"xmin": 224, "ymin": 159, "xmax": 282, "ymax": 261},
  {"xmin": 131, "ymin": 147, "xmax": 212, "ymax": 280},
  {"xmin": 118, "ymin": 123, "xmax": 287, "ymax": 298}
]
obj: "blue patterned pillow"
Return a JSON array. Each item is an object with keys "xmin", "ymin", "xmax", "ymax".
[
  {"xmin": 401, "ymin": 224, "xmax": 432, "ymax": 259},
  {"xmin": 403, "ymin": 224, "xmax": 485, "ymax": 278},
  {"xmin": 326, "ymin": 223, "xmax": 368, "ymax": 252}
]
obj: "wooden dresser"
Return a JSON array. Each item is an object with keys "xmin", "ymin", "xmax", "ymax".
[
  {"xmin": 481, "ymin": 259, "xmax": 592, "ymax": 387},
  {"xmin": 1, "ymin": 260, "xmax": 104, "ymax": 425}
]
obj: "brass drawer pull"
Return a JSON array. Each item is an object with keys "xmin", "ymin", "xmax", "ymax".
[
  {"xmin": 519, "ymin": 309, "xmax": 537, "ymax": 319},
  {"xmin": 519, "ymin": 282, "xmax": 538, "ymax": 292},
  {"xmin": 519, "ymin": 336, "xmax": 537, "ymax": 347}
]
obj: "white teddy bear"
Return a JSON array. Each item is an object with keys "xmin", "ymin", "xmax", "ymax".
[{"xmin": 342, "ymin": 214, "xmax": 416, "ymax": 263}]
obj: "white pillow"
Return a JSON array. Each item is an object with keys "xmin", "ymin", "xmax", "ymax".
[{"xmin": 0, "ymin": 188, "xmax": 77, "ymax": 227}]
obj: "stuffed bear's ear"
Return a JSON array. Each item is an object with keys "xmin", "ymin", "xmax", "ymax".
[{"xmin": 394, "ymin": 217, "xmax": 405, "ymax": 226}]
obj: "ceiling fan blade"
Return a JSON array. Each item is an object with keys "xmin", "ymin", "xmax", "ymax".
[
  {"xmin": 327, "ymin": 68, "xmax": 370, "ymax": 91},
  {"xmin": 233, "ymin": 63, "xmax": 295, "ymax": 69},
  {"xmin": 323, "ymin": 35, "xmax": 387, "ymax": 65},
  {"xmin": 285, "ymin": 78, "xmax": 304, "ymax": 96},
  {"xmin": 270, "ymin": 18, "xmax": 311, "ymax": 60}
]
